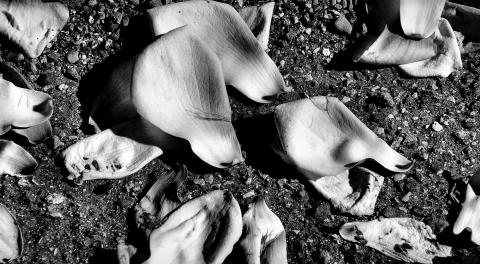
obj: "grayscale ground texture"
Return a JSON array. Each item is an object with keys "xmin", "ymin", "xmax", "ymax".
[{"xmin": 1, "ymin": 0, "xmax": 480, "ymax": 263}]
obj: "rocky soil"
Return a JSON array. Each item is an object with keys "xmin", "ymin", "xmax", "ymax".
[{"xmin": 1, "ymin": 0, "xmax": 480, "ymax": 263}]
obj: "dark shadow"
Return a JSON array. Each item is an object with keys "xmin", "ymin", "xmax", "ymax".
[{"xmin": 88, "ymin": 248, "xmax": 118, "ymax": 264}]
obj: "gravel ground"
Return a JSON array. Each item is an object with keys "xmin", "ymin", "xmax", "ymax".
[{"xmin": 1, "ymin": 0, "xmax": 480, "ymax": 263}]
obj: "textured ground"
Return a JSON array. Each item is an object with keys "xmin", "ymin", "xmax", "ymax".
[{"xmin": 1, "ymin": 0, "xmax": 480, "ymax": 263}]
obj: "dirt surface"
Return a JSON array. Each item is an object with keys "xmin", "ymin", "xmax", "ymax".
[{"xmin": 1, "ymin": 0, "xmax": 480, "ymax": 263}]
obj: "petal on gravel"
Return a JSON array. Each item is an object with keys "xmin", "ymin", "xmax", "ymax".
[
  {"xmin": 0, "ymin": 0, "xmax": 69, "ymax": 58},
  {"xmin": 274, "ymin": 96, "xmax": 413, "ymax": 180},
  {"xmin": 0, "ymin": 203, "xmax": 22, "ymax": 263},
  {"xmin": 131, "ymin": 26, "xmax": 243, "ymax": 169},
  {"xmin": 340, "ymin": 218, "xmax": 451, "ymax": 264},
  {"xmin": 453, "ymin": 169, "xmax": 480, "ymax": 244},
  {"xmin": 239, "ymin": 2, "xmax": 275, "ymax": 50},
  {"xmin": 0, "ymin": 139, "xmax": 37, "ymax": 177},
  {"xmin": 400, "ymin": 0, "xmax": 445, "ymax": 39},
  {"xmin": 147, "ymin": 190, "xmax": 242, "ymax": 264},
  {"xmin": 148, "ymin": 0, "xmax": 286, "ymax": 103}
]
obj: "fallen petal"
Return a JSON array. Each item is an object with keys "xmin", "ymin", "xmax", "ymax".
[
  {"xmin": 274, "ymin": 96, "xmax": 413, "ymax": 180},
  {"xmin": 131, "ymin": 26, "xmax": 243, "ymax": 168},
  {"xmin": 399, "ymin": 18, "xmax": 462, "ymax": 77},
  {"xmin": 146, "ymin": 190, "xmax": 242, "ymax": 264},
  {"xmin": 0, "ymin": 1, "xmax": 69, "ymax": 58},
  {"xmin": 238, "ymin": 197, "xmax": 287, "ymax": 264},
  {"xmin": 148, "ymin": 0, "xmax": 286, "ymax": 103},
  {"xmin": 340, "ymin": 218, "xmax": 451, "ymax": 264},
  {"xmin": 239, "ymin": 2, "xmax": 275, "ymax": 50},
  {"xmin": 400, "ymin": 0, "xmax": 446, "ymax": 39},
  {"xmin": 0, "ymin": 139, "xmax": 37, "ymax": 176},
  {"xmin": 442, "ymin": 2, "xmax": 480, "ymax": 41},
  {"xmin": 62, "ymin": 119, "xmax": 164, "ymax": 182},
  {"xmin": 0, "ymin": 76, "xmax": 53, "ymax": 135},
  {"xmin": 135, "ymin": 165, "xmax": 187, "ymax": 235},
  {"xmin": 0, "ymin": 203, "xmax": 22, "ymax": 263},
  {"xmin": 353, "ymin": 25, "xmax": 436, "ymax": 65},
  {"xmin": 310, "ymin": 167, "xmax": 384, "ymax": 216},
  {"xmin": 453, "ymin": 169, "xmax": 480, "ymax": 244}
]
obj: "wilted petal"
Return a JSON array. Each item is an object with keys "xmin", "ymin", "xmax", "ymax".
[
  {"xmin": 340, "ymin": 218, "xmax": 451, "ymax": 264},
  {"xmin": 442, "ymin": 2, "xmax": 480, "ymax": 41},
  {"xmin": 274, "ymin": 96, "xmax": 413, "ymax": 180},
  {"xmin": 11, "ymin": 121, "xmax": 52, "ymax": 144},
  {"xmin": 237, "ymin": 197, "xmax": 287, "ymax": 264},
  {"xmin": 239, "ymin": 2, "xmax": 275, "ymax": 50},
  {"xmin": 0, "ymin": 1, "xmax": 69, "ymax": 58},
  {"xmin": 400, "ymin": 0, "xmax": 446, "ymax": 39},
  {"xmin": 132, "ymin": 26, "xmax": 243, "ymax": 169},
  {"xmin": 0, "ymin": 203, "xmax": 22, "ymax": 263},
  {"xmin": 135, "ymin": 165, "xmax": 186, "ymax": 235},
  {"xmin": 399, "ymin": 18, "xmax": 462, "ymax": 77},
  {"xmin": 310, "ymin": 167, "xmax": 384, "ymax": 216},
  {"xmin": 0, "ymin": 139, "xmax": 37, "ymax": 176},
  {"xmin": 0, "ymin": 77, "xmax": 53, "ymax": 135},
  {"xmin": 353, "ymin": 25, "xmax": 436, "ymax": 65},
  {"xmin": 146, "ymin": 190, "xmax": 242, "ymax": 264},
  {"xmin": 62, "ymin": 119, "xmax": 164, "ymax": 182},
  {"xmin": 148, "ymin": 0, "xmax": 286, "ymax": 103}
]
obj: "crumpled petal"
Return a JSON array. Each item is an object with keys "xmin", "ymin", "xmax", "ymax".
[
  {"xmin": 399, "ymin": 18, "xmax": 462, "ymax": 78},
  {"xmin": 0, "ymin": 0, "xmax": 69, "ymax": 58},
  {"xmin": 148, "ymin": 0, "xmax": 286, "ymax": 103},
  {"xmin": 0, "ymin": 139, "xmax": 37, "ymax": 176},
  {"xmin": 353, "ymin": 25, "xmax": 436, "ymax": 65},
  {"xmin": 274, "ymin": 96, "xmax": 413, "ymax": 180},
  {"xmin": 239, "ymin": 2, "xmax": 275, "ymax": 50},
  {"xmin": 453, "ymin": 183, "xmax": 480, "ymax": 244},
  {"xmin": 310, "ymin": 167, "xmax": 384, "ymax": 216},
  {"xmin": 0, "ymin": 203, "xmax": 22, "ymax": 263},
  {"xmin": 442, "ymin": 2, "xmax": 480, "ymax": 41},
  {"xmin": 147, "ymin": 190, "xmax": 242, "ymax": 264},
  {"xmin": 61, "ymin": 118, "xmax": 164, "ymax": 182},
  {"xmin": 399, "ymin": 0, "xmax": 446, "ymax": 39},
  {"xmin": 237, "ymin": 197, "xmax": 287, "ymax": 264},
  {"xmin": 0, "ymin": 76, "xmax": 53, "ymax": 135},
  {"xmin": 340, "ymin": 218, "xmax": 451, "ymax": 264},
  {"xmin": 131, "ymin": 26, "xmax": 243, "ymax": 169}
]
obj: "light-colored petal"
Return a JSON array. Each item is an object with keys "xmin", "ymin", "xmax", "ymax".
[
  {"xmin": 116, "ymin": 239, "xmax": 136, "ymax": 264},
  {"xmin": 400, "ymin": 0, "xmax": 446, "ymax": 39},
  {"xmin": 442, "ymin": 2, "xmax": 480, "ymax": 41},
  {"xmin": 147, "ymin": 0, "xmax": 286, "ymax": 103},
  {"xmin": 62, "ymin": 118, "xmax": 164, "ymax": 182},
  {"xmin": 353, "ymin": 25, "xmax": 436, "ymax": 65},
  {"xmin": 239, "ymin": 2, "xmax": 275, "ymax": 50},
  {"xmin": 340, "ymin": 218, "xmax": 451, "ymax": 264},
  {"xmin": 0, "ymin": 139, "xmax": 37, "ymax": 177},
  {"xmin": 0, "ymin": 0, "xmax": 69, "ymax": 58},
  {"xmin": 11, "ymin": 121, "xmax": 52, "ymax": 144},
  {"xmin": 0, "ymin": 203, "xmax": 22, "ymax": 263},
  {"xmin": 0, "ymin": 76, "xmax": 53, "ymax": 135},
  {"xmin": 146, "ymin": 190, "xmax": 242, "ymax": 264},
  {"xmin": 131, "ymin": 26, "xmax": 243, "ymax": 169},
  {"xmin": 237, "ymin": 197, "xmax": 287, "ymax": 264},
  {"xmin": 135, "ymin": 165, "xmax": 186, "ymax": 236},
  {"xmin": 274, "ymin": 96, "xmax": 413, "ymax": 180},
  {"xmin": 453, "ymin": 169, "xmax": 480, "ymax": 244},
  {"xmin": 399, "ymin": 18, "xmax": 462, "ymax": 77},
  {"xmin": 310, "ymin": 167, "xmax": 384, "ymax": 216}
]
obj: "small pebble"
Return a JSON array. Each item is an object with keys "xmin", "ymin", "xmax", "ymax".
[
  {"xmin": 432, "ymin": 121, "xmax": 443, "ymax": 132},
  {"xmin": 322, "ymin": 48, "xmax": 331, "ymax": 57},
  {"xmin": 46, "ymin": 193, "xmax": 66, "ymax": 205},
  {"xmin": 66, "ymin": 51, "xmax": 79, "ymax": 63},
  {"xmin": 334, "ymin": 14, "xmax": 352, "ymax": 35},
  {"xmin": 402, "ymin": 192, "xmax": 412, "ymax": 202},
  {"xmin": 243, "ymin": 190, "xmax": 255, "ymax": 199},
  {"xmin": 193, "ymin": 178, "xmax": 205, "ymax": 186}
]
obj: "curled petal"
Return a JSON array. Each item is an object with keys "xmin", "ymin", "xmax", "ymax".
[
  {"xmin": 0, "ymin": 203, "xmax": 22, "ymax": 263},
  {"xmin": 399, "ymin": 18, "xmax": 462, "ymax": 78},
  {"xmin": 0, "ymin": 0, "xmax": 69, "ymax": 58},
  {"xmin": 62, "ymin": 119, "xmax": 164, "ymax": 182},
  {"xmin": 340, "ymin": 218, "xmax": 451, "ymax": 264},
  {"xmin": 131, "ymin": 26, "xmax": 243, "ymax": 168},
  {"xmin": 0, "ymin": 139, "xmax": 37, "ymax": 176},
  {"xmin": 310, "ymin": 167, "xmax": 384, "ymax": 216},
  {"xmin": 11, "ymin": 121, "xmax": 52, "ymax": 144},
  {"xmin": 274, "ymin": 96, "xmax": 413, "ymax": 180},
  {"xmin": 238, "ymin": 197, "xmax": 287, "ymax": 264},
  {"xmin": 148, "ymin": 0, "xmax": 286, "ymax": 103},
  {"xmin": 442, "ymin": 2, "xmax": 480, "ymax": 41},
  {"xmin": 0, "ymin": 77, "xmax": 53, "ymax": 135},
  {"xmin": 353, "ymin": 25, "xmax": 436, "ymax": 65},
  {"xmin": 400, "ymin": 0, "xmax": 446, "ymax": 39},
  {"xmin": 146, "ymin": 190, "xmax": 242, "ymax": 264},
  {"xmin": 453, "ymin": 169, "xmax": 480, "ymax": 244},
  {"xmin": 239, "ymin": 2, "xmax": 275, "ymax": 50}
]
